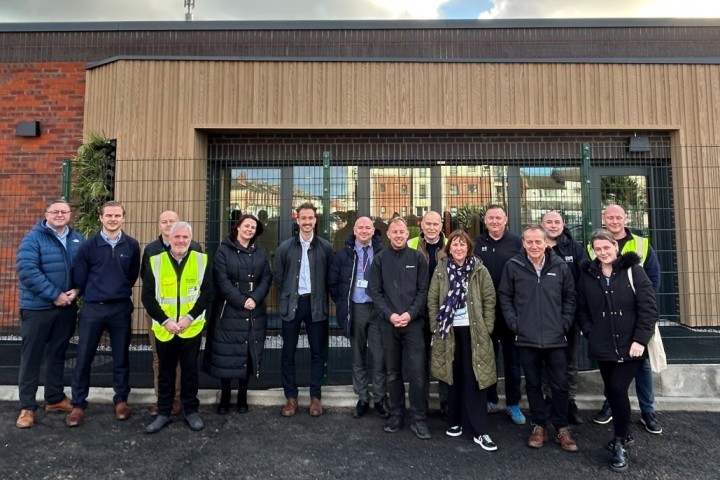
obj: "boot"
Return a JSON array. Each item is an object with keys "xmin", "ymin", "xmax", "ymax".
[
  {"xmin": 217, "ymin": 380, "xmax": 231, "ymax": 415},
  {"xmin": 610, "ymin": 438, "xmax": 629, "ymax": 472},
  {"xmin": 237, "ymin": 380, "xmax": 249, "ymax": 414}
]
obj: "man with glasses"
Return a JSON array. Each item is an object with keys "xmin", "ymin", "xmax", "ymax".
[{"xmin": 16, "ymin": 200, "xmax": 84, "ymax": 428}]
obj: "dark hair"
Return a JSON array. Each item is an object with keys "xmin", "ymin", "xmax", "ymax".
[
  {"xmin": 485, "ymin": 204, "xmax": 506, "ymax": 214},
  {"xmin": 444, "ymin": 229, "xmax": 474, "ymax": 258},
  {"xmin": 99, "ymin": 200, "xmax": 125, "ymax": 216},
  {"xmin": 46, "ymin": 199, "xmax": 71, "ymax": 211},
  {"xmin": 295, "ymin": 202, "xmax": 317, "ymax": 215},
  {"xmin": 230, "ymin": 214, "xmax": 264, "ymax": 242}
]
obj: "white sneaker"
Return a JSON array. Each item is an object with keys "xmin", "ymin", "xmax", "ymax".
[
  {"xmin": 446, "ymin": 425, "xmax": 462, "ymax": 437},
  {"xmin": 474, "ymin": 434, "xmax": 498, "ymax": 451}
]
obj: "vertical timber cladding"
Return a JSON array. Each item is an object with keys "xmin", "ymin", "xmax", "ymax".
[{"xmin": 83, "ymin": 60, "xmax": 720, "ymax": 328}]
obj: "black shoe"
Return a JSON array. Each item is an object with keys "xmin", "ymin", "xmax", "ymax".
[
  {"xmin": 610, "ymin": 441, "xmax": 629, "ymax": 472},
  {"xmin": 593, "ymin": 403, "xmax": 613, "ymax": 425},
  {"xmin": 410, "ymin": 421, "xmax": 431, "ymax": 440},
  {"xmin": 353, "ymin": 400, "xmax": 369, "ymax": 418},
  {"xmin": 237, "ymin": 402, "xmax": 249, "ymax": 414},
  {"xmin": 375, "ymin": 399, "xmax": 390, "ymax": 419},
  {"xmin": 383, "ymin": 415, "xmax": 403, "ymax": 433},
  {"xmin": 640, "ymin": 412, "xmax": 662, "ymax": 434},
  {"xmin": 568, "ymin": 401, "xmax": 584, "ymax": 425},
  {"xmin": 606, "ymin": 435, "xmax": 635, "ymax": 451},
  {"xmin": 145, "ymin": 414, "xmax": 170, "ymax": 434},
  {"xmin": 217, "ymin": 402, "xmax": 230, "ymax": 415}
]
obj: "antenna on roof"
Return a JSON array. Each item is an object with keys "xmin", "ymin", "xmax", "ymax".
[{"xmin": 184, "ymin": 0, "xmax": 195, "ymax": 21}]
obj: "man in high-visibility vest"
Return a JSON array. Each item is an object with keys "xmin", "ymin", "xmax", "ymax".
[
  {"xmin": 141, "ymin": 222, "xmax": 212, "ymax": 433},
  {"xmin": 587, "ymin": 204, "xmax": 663, "ymax": 435}
]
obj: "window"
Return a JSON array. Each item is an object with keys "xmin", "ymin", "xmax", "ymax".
[
  {"xmin": 419, "ymin": 184, "xmax": 427, "ymax": 198},
  {"xmin": 381, "ymin": 206, "xmax": 386, "ymax": 214},
  {"xmin": 450, "ymin": 166, "xmax": 458, "ymax": 175},
  {"xmin": 450, "ymin": 184, "xmax": 458, "ymax": 195},
  {"xmin": 379, "ymin": 183, "xmax": 386, "ymax": 193},
  {"xmin": 468, "ymin": 166, "xmax": 477, "ymax": 173},
  {"xmin": 401, "ymin": 184, "xmax": 408, "ymax": 194},
  {"xmin": 468, "ymin": 184, "xmax": 478, "ymax": 194},
  {"xmin": 419, "ymin": 168, "xmax": 428, "ymax": 177}
]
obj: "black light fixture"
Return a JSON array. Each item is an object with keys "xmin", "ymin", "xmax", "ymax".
[
  {"xmin": 628, "ymin": 135, "xmax": 651, "ymax": 153},
  {"xmin": 16, "ymin": 121, "xmax": 40, "ymax": 137}
]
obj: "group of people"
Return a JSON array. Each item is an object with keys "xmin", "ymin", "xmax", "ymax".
[{"xmin": 15, "ymin": 198, "xmax": 662, "ymax": 473}]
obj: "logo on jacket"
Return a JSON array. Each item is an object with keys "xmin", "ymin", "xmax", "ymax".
[
  {"xmin": 547, "ymin": 272, "xmax": 557, "ymax": 276},
  {"xmin": 406, "ymin": 265, "xmax": 416, "ymax": 269},
  {"xmin": 565, "ymin": 256, "xmax": 574, "ymax": 262}
]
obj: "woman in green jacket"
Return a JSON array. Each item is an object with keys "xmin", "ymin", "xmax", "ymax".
[{"xmin": 428, "ymin": 229, "xmax": 498, "ymax": 451}]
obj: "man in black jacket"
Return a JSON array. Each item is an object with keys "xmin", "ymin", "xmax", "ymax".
[
  {"xmin": 541, "ymin": 211, "xmax": 586, "ymax": 424},
  {"xmin": 329, "ymin": 216, "xmax": 387, "ymax": 418},
  {"xmin": 498, "ymin": 225, "xmax": 578, "ymax": 452},
  {"xmin": 367, "ymin": 217, "xmax": 430, "ymax": 439},
  {"xmin": 141, "ymin": 210, "xmax": 203, "ymax": 417}
]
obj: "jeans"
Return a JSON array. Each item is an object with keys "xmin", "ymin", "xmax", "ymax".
[
  {"xmin": 351, "ymin": 302, "xmax": 386, "ymax": 404},
  {"xmin": 18, "ymin": 307, "xmax": 77, "ymax": 410},
  {"xmin": 519, "ymin": 346, "xmax": 569, "ymax": 429},
  {"xmin": 155, "ymin": 333, "xmax": 201, "ymax": 416},
  {"xmin": 281, "ymin": 296, "xmax": 328, "ymax": 399},
  {"xmin": 71, "ymin": 301, "xmax": 133, "ymax": 409},
  {"xmin": 379, "ymin": 317, "xmax": 427, "ymax": 422}
]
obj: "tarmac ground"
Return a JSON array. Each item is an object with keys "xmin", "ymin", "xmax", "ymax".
[{"xmin": 2, "ymin": 399, "xmax": 719, "ymax": 480}]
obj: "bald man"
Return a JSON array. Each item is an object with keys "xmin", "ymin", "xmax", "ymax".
[
  {"xmin": 588, "ymin": 204, "xmax": 662, "ymax": 434},
  {"xmin": 329, "ymin": 216, "xmax": 388, "ymax": 418},
  {"xmin": 141, "ymin": 210, "xmax": 203, "ymax": 416},
  {"xmin": 408, "ymin": 211, "xmax": 449, "ymax": 416}
]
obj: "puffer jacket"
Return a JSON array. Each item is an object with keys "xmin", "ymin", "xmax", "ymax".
[
  {"xmin": 576, "ymin": 252, "xmax": 657, "ymax": 362},
  {"xmin": 498, "ymin": 249, "xmax": 576, "ymax": 349},
  {"xmin": 328, "ymin": 230, "xmax": 384, "ymax": 338},
  {"xmin": 203, "ymin": 237, "xmax": 272, "ymax": 380},
  {"xmin": 16, "ymin": 221, "xmax": 84, "ymax": 310},
  {"xmin": 428, "ymin": 256, "xmax": 497, "ymax": 389}
]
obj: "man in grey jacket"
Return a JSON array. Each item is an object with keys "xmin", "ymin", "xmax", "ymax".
[
  {"xmin": 498, "ymin": 225, "xmax": 578, "ymax": 452},
  {"xmin": 273, "ymin": 203, "xmax": 333, "ymax": 417}
]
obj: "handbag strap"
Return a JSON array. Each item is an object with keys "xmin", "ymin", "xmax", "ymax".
[{"xmin": 628, "ymin": 266, "xmax": 635, "ymax": 294}]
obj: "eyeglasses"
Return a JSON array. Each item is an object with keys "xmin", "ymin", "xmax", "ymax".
[{"xmin": 47, "ymin": 210, "xmax": 71, "ymax": 216}]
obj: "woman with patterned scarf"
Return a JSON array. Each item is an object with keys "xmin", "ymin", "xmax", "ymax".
[{"xmin": 428, "ymin": 229, "xmax": 498, "ymax": 451}]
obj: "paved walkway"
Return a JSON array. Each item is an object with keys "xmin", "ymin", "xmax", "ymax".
[{"xmin": 3, "ymin": 398, "xmax": 719, "ymax": 479}]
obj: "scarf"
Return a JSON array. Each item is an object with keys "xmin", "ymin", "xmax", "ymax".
[{"xmin": 436, "ymin": 256, "xmax": 475, "ymax": 339}]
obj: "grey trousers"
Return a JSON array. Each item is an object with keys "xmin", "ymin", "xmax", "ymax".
[{"xmin": 351, "ymin": 302, "xmax": 386, "ymax": 404}]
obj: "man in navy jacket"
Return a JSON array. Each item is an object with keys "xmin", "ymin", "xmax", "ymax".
[
  {"xmin": 15, "ymin": 199, "xmax": 84, "ymax": 428},
  {"xmin": 66, "ymin": 201, "xmax": 140, "ymax": 427}
]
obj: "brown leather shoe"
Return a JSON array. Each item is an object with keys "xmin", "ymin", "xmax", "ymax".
[
  {"xmin": 149, "ymin": 403, "xmax": 159, "ymax": 417},
  {"xmin": 555, "ymin": 427, "xmax": 579, "ymax": 452},
  {"xmin": 281, "ymin": 398, "xmax": 298, "ymax": 417},
  {"xmin": 65, "ymin": 407, "xmax": 85, "ymax": 427},
  {"xmin": 309, "ymin": 397, "xmax": 323, "ymax": 417},
  {"xmin": 16, "ymin": 409, "xmax": 34, "ymax": 429},
  {"xmin": 46, "ymin": 396, "xmax": 73, "ymax": 413},
  {"xmin": 528, "ymin": 425, "xmax": 548, "ymax": 448},
  {"xmin": 115, "ymin": 401, "xmax": 132, "ymax": 421},
  {"xmin": 172, "ymin": 399, "xmax": 183, "ymax": 415}
]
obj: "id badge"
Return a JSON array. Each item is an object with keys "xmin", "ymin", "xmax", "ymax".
[{"xmin": 355, "ymin": 279, "xmax": 368, "ymax": 288}]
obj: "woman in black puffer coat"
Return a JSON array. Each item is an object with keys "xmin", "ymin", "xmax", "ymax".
[
  {"xmin": 576, "ymin": 229, "xmax": 657, "ymax": 473},
  {"xmin": 204, "ymin": 214, "xmax": 272, "ymax": 414}
]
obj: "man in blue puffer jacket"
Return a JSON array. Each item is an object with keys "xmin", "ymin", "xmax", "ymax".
[{"xmin": 15, "ymin": 199, "xmax": 84, "ymax": 429}]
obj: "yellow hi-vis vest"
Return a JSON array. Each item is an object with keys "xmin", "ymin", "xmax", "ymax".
[
  {"xmin": 150, "ymin": 251, "xmax": 207, "ymax": 342},
  {"xmin": 407, "ymin": 235, "xmax": 449, "ymax": 250},
  {"xmin": 587, "ymin": 234, "xmax": 649, "ymax": 266}
]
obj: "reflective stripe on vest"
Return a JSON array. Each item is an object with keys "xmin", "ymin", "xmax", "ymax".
[
  {"xmin": 150, "ymin": 251, "xmax": 207, "ymax": 342},
  {"xmin": 586, "ymin": 234, "xmax": 649, "ymax": 266}
]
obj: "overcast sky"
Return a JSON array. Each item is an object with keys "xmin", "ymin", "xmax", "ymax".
[{"xmin": 1, "ymin": 0, "xmax": 719, "ymax": 22}]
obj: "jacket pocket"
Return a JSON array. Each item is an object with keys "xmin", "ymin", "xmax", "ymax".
[{"xmin": 278, "ymin": 291, "xmax": 290, "ymax": 316}]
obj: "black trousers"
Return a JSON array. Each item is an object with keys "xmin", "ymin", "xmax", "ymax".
[
  {"xmin": 448, "ymin": 326, "xmax": 489, "ymax": 437},
  {"xmin": 598, "ymin": 359, "xmax": 644, "ymax": 438},
  {"xmin": 155, "ymin": 333, "xmax": 202, "ymax": 416},
  {"xmin": 519, "ymin": 346, "xmax": 569, "ymax": 429}
]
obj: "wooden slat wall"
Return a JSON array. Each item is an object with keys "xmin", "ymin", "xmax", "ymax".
[{"xmin": 84, "ymin": 60, "xmax": 720, "ymax": 327}]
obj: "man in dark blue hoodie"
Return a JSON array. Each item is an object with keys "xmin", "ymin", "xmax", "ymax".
[
  {"xmin": 66, "ymin": 201, "xmax": 140, "ymax": 428},
  {"xmin": 15, "ymin": 200, "xmax": 84, "ymax": 429}
]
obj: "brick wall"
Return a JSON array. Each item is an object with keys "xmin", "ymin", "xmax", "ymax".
[{"xmin": 0, "ymin": 62, "xmax": 85, "ymax": 327}]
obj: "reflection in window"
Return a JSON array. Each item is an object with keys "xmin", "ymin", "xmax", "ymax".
[
  {"xmin": 468, "ymin": 184, "xmax": 477, "ymax": 194},
  {"xmin": 450, "ymin": 184, "xmax": 458, "ymax": 195}
]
